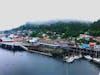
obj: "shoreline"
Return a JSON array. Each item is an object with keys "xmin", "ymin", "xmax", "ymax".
[
  {"xmin": 0, "ymin": 42, "xmax": 100, "ymax": 64},
  {"xmin": 25, "ymin": 49, "xmax": 52, "ymax": 57}
]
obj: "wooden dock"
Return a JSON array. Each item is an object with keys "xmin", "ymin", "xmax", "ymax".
[
  {"xmin": 0, "ymin": 42, "xmax": 100, "ymax": 58},
  {"xmin": 64, "ymin": 46, "xmax": 100, "ymax": 58},
  {"xmin": 0, "ymin": 42, "xmax": 52, "ymax": 57},
  {"xmin": 0, "ymin": 42, "xmax": 28, "ymax": 51}
]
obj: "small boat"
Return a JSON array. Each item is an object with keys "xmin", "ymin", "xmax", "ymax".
[
  {"xmin": 64, "ymin": 56, "xmax": 69, "ymax": 59},
  {"xmin": 93, "ymin": 58, "xmax": 100, "ymax": 64},
  {"xmin": 63, "ymin": 56, "xmax": 69, "ymax": 61},
  {"xmin": 84, "ymin": 55, "xmax": 92, "ymax": 60},
  {"xmin": 74, "ymin": 55, "xmax": 82, "ymax": 60},
  {"xmin": 74, "ymin": 56, "xmax": 79, "ymax": 59},
  {"xmin": 64, "ymin": 56, "xmax": 74, "ymax": 63},
  {"xmin": 67, "ymin": 57, "xmax": 74, "ymax": 63}
]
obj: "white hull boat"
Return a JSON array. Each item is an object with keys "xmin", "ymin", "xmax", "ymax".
[
  {"xmin": 64, "ymin": 56, "xmax": 74, "ymax": 63},
  {"xmin": 74, "ymin": 55, "xmax": 82, "ymax": 60},
  {"xmin": 93, "ymin": 58, "xmax": 100, "ymax": 64},
  {"xmin": 63, "ymin": 56, "xmax": 68, "ymax": 61},
  {"xmin": 84, "ymin": 55, "xmax": 92, "ymax": 60}
]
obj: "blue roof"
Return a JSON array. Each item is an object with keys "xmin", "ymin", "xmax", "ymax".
[{"xmin": 81, "ymin": 43, "xmax": 90, "ymax": 48}]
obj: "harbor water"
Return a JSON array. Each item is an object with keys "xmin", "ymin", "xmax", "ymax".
[{"xmin": 0, "ymin": 48, "xmax": 100, "ymax": 75}]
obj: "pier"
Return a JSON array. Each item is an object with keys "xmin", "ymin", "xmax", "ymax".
[
  {"xmin": 0, "ymin": 42, "xmax": 27, "ymax": 51},
  {"xmin": 0, "ymin": 42, "xmax": 100, "ymax": 59},
  {"xmin": 64, "ymin": 46, "xmax": 100, "ymax": 58}
]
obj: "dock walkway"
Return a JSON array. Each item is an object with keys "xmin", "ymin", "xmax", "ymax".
[{"xmin": 0, "ymin": 42, "xmax": 100, "ymax": 58}]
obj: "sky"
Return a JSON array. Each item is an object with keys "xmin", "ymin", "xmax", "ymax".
[{"xmin": 0, "ymin": 0, "xmax": 100, "ymax": 31}]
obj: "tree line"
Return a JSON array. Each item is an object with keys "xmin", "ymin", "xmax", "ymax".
[{"xmin": 6, "ymin": 19, "xmax": 100, "ymax": 38}]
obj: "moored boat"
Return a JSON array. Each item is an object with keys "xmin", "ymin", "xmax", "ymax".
[
  {"xmin": 64, "ymin": 56, "xmax": 74, "ymax": 63},
  {"xmin": 84, "ymin": 55, "xmax": 92, "ymax": 60},
  {"xmin": 74, "ymin": 55, "xmax": 82, "ymax": 60},
  {"xmin": 93, "ymin": 58, "xmax": 100, "ymax": 64}
]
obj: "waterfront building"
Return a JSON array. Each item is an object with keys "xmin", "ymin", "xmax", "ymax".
[{"xmin": 0, "ymin": 37, "xmax": 14, "ymax": 42}]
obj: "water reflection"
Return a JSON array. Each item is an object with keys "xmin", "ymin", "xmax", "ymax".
[{"xmin": 0, "ymin": 48, "xmax": 100, "ymax": 75}]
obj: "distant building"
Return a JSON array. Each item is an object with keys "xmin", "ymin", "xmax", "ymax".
[
  {"xmin": 29, "ymin": 37, "xmax": 40, "ymax": 43},
  {"xmin": 81, "ymin": 43, "xmax": 90, "ymax": 48},
  {"xmin": 78, "ymin": 34, "xmax": 93, "ymax": 40},
  {"xmin": 0, "ymin": 37, "xmax": 14, "ymax": 42}
]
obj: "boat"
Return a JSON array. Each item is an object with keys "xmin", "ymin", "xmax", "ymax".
[
  {"xmin": 84, "ymin": 55, "xmax": 92, "ymax": 60},
  {"xmin": 67, "ymin": 57, "xmax": 75, "ymax": 63},
  {"xmin": 74, "ymin": 55, "xmax": 82, "ymax": 60},
  {"xmin": 64, "ymin": 56, "xmax": 74, "ymax": 63},
  {"xmin": 93, "ymin": 58, "xmax": 100, "ymax": 64},
  {"xmin": 64, "ymin": 54, "xmax": 82, "ymax": 63},
  {"xmin": 63, "ymin": 56, "xmax": 69, "ymax": 61}
]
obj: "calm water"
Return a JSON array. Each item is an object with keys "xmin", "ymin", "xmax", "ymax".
[{"xmin": 0, "ymin": 48, "xmax": 100, "ymax": 75}]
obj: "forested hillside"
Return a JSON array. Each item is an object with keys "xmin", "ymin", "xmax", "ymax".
[
  {"xmin": 6, "ymin": 19, "xmax": 100, "ymax": 37},
  {"xmin": 88, "ymin": 20, "xmax": 100, "ymax": 36}
]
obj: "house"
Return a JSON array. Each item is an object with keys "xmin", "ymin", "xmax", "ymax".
[
  {"xmin": 29, "ymin": 37, "xmax": 40, "ymax": 43},
  {"xmin": 78, "ymin": 34, "xmax": 93, "ymax": 41},
  {"xmin": 94, "ymin": 45, "xmax": 100, "ymax": 50}
]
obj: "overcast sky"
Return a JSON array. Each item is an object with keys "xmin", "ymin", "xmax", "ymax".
[{"xmin": 0, "ymin": 0, "xmax": 100, "ymax": 31}]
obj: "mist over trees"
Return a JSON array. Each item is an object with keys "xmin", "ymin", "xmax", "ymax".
[{"xmin": 6, "ymin": 19, "xmax": 100, "ymax": 38}]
